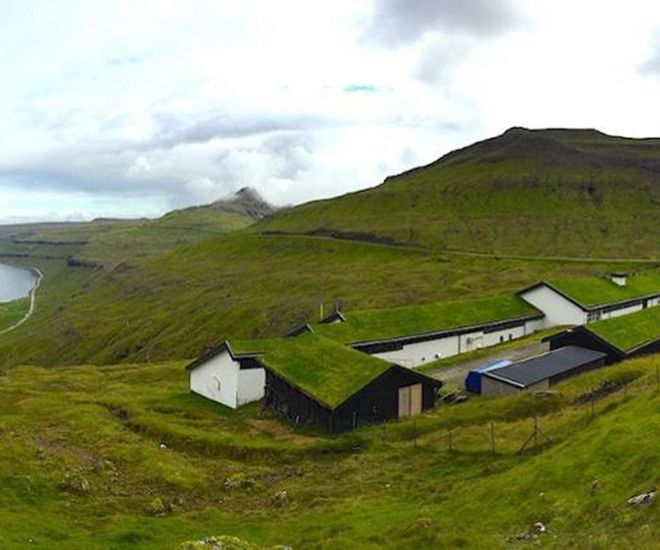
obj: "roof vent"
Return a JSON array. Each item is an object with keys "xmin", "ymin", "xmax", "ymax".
[{"xmin": 610, "ymin": 272, "xmax": 627, "ymax": 287}]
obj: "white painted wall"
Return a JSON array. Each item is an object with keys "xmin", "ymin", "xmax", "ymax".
[
  {"xmin": 519, "ymin": 285, "xmax": 586, "ymax": 327},
  {"xmin": 237, "ymin": 367, "xmax": 266, "ymax": 406},
  {"xmin": 374, "ymin": 335, "xmax": 460, "ymax": 367},
  {"xmin": 602, "ymin": 303, "xmax": 643, "ymax": 320},
  {"xmin": 189, "ymin": 349, "xmax": 240, "ymax": 408},
  {"xmin": 481, "ymin": 376, "xmax": 548, "ymax": 397},
  {"xmin": 373, "ymin": 319, "xmax": 544, "ymax": 368},
  {"xmin": 189, "ymin": 349, "xmax": 266, "ymax": 409}
]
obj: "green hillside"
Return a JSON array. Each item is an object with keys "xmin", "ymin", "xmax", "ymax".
[
  {"xmin": 0, "ymin": 298, "xmax": 29, "ymax": 333},
  {"xmin": 258, "ymin": 128, "xmax": 660, "ymax": 258},
  {"xmin": 0, "ymin": 187, "xmax": 273, "ymax": 265},
  {"xmin": 0, "ymin": 352, "xmax": 656, "ymax": 548},
  {"xmin": 0, "ymin": 233, "xmax": 646, "ymax": 367},
  {"xmin": 1, "ymin": 129, "xmax": 659, "ymax": 367}
]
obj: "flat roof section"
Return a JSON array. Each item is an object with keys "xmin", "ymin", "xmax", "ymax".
[{"xmin": 483, "ymin": 345, "xmax": 607, "ymax": 387}]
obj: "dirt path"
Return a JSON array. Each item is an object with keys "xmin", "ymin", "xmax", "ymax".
[
  {"xmin": 0, "ymin": 268, "xmax": 43, "ymax": 336},
  {"xmin": 426, "ymin": 340, "xmax": 549, "ymax": 388}
]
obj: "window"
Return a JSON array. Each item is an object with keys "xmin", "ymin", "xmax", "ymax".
[
  {"xmin": 508, "ymin": 334, "xmax": 513, "ymax": 341},
  {"xmin": 587, "ymin": 310, "xmax": 602, "ymax": 322},
  {"xmin": 500, "ymin": 335, "xmax": 504, "ymax": 343}
]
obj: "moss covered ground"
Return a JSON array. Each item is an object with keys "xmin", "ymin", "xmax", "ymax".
[
  {"xmin": 0, "ymin": 298, "xmax": 29, "ymax": 333},
  {"xmin": 0, "ymin": 354, "xmax": 657, "ymax": 548}
]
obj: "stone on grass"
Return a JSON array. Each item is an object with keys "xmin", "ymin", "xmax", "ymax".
[
  {"xmin": 59, "ymin": 470, "xmax": 90, "ymax": 494},
  {"xmin": 224, "ymin": 473, "xmax": 256, "ymax": 490},
  {"xmin": 176, "ymin": 535, "xmax": 262, "ymax": 549},
  {"xmin": 508, "ymin": 521, "xmax": 548, "ymax": 542},
  {"xmin": 271, "ymin": 490, "xmax": 288, "ymax": 507},
  {"xmin": 147, "ymin": 496, "xmax": 168, "ymax": 516},
  {"xmin": 628, "ymin": 489, "xmax": 656, "ymax": 507}
]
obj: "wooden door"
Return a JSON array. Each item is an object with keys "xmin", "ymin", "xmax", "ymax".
[
  {"xmin": 410, "ymin": 384, "xmax": 422, "ymax": 416},
  {"xmin": 398, "ymin": 386, "xmax": 411, "ymax": 418},
  {"xmin": 399, "ymin": 384, "xmax": 423, "ymax": 417}
]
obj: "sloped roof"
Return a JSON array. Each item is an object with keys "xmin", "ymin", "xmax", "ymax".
[
  {"xmin": 483, "ymin": 346, "xmax": 607, "ymax": 387},
  {"xmin": 520, "ymin": 270, "xmax": 660, "ymax": 309},
  {"xmin": 584, "ymin": 306, "xmax": 660, "ymax": 353},
  {"xmin": 231, "ymin": 332, "xmax": 398, "ymax": 409},
  {"xmin": 313, "ymin": 294, "xmax": 540, "ymax": 345}
]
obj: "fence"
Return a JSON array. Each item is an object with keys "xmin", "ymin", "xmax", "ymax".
[{"xmin": 392, "ymin": 372, "xmax": 659, "ymax": 455}]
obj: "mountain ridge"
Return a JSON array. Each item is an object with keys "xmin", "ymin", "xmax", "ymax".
[{"xmin": 256, "ymin": 127, "xmax": 660, "ymax": 258}]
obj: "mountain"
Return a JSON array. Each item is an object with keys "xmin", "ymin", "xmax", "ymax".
[
  {"xmin": 258, "ymin": 127, "xmax": 660, "ymax": 258},
  {"xmin": 1, "ymin": 130, "xmax": 658, "ymax": 367},
  {"xmin": 0, "ymin": 187, "xmax": 278, "ymax": 265},
  {"xmin": 156, "ymin": 187, "xmax": 277, "ymax": 229}
]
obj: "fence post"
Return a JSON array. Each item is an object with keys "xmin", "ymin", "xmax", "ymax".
[
  {"xmin": 590, "ymin": 395, "xmax": 595, "ymax": 419},
  {"xmin": 490, "ymin": 421, "xmax": 495, "ymax": 453}
]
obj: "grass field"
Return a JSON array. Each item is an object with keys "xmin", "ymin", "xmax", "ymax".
[
  {"xmin": 0, "ymin": 353, "xmax": 656, "ymax": 548},
  {"xmin": 0, "ymin": 298, "xmax": 30, "ymax": 333},
  {"xmin": 0, "ymin": 233, "xmax": 648, "ymax": 367}
]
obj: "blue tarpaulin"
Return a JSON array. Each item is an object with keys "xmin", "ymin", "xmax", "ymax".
[{"xmin": 465, "ymin": 359, "xmax": 512, "ymax": 393}]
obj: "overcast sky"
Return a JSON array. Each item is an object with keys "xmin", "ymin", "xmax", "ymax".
[{"xmin": 3, "ymin": 0, "xmax": 660, "ymax": 223}]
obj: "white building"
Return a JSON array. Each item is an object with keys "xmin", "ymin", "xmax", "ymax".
[
  {"xmin": 347, "ymin": 315, "xmax": 546, "ymax": 368},
  {"xmin": 186, "ymin": 341, "xmax": 265, "ymax": 409},
  {"xmin": 517, "ymin": 272, "xmax": 660, "ymax": 328}
]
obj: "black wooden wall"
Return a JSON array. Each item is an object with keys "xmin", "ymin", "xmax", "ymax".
[{"xmin": 263, "ymin": 366, "xmax": 439, "ymax": 434}]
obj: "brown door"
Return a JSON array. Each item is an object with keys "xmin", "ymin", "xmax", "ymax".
[
  {"xmin": 399, "ymin": 384, "xmax": 423, "ymax": 417},
  {"xmin": 410, "ymin": 383, "xmax": 422, "ymax": 415},
  {"xmin": 398, "ymin": 386, "xmax": 411, "ymax": 418}
]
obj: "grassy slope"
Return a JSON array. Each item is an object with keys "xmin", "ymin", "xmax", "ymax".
[
  {"xmin": 0, "ymin": 298, "xmax": 29, "ymax": 332},
  {"xmin": 257, "ymin": 128, "xmax": 660, "ymax": 258},
  {"xmin": 0, "ymin": 354, "xmax": 656, "ymax": 548},
  {"xmin": 0, "ymin": 233, "xmax": 645, "ymax": 367},
  {"xmin": 314, "ymin": 294, "xmax": 538, "ymax": 344},
  {"xmin": 550, "ymin": 270, "xmax": 660, "ymax": 307},
  {"xmin": 587, "ymin": 306, "xmax": 660, "ymax": 352}
]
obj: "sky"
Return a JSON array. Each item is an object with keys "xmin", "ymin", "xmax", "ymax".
[{"xmin": 3, "ymin": 0, "xmax": 660, "ymax": 223}]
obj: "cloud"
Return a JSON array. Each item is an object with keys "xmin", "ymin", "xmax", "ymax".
[
  {"xmin": 639, "ymin": 35, "xmax": 660, "ymax": 75},
  {"xmin": 149, "ymin": 110, "xmax": 333, "ymax": 149},
  {"xmin": 365, "ymin": 0, "xmax": 522, "ymax": 47}
]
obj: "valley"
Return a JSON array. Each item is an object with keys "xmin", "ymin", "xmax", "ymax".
[{"xmin": 0, "ymin": 129, "xmax": 658, "ymax": 548}]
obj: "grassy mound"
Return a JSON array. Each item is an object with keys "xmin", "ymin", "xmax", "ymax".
[{"xmin": 0, "ymin": 353, "xmax": 656, "ymax": 548}]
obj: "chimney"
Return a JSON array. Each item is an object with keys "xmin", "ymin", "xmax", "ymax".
[{"xmin": 610, "ymin": 272, "xmax": 627, "ymax": 287}]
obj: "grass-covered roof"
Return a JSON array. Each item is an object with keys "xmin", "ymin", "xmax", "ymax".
[
  {"xmin": 313, "ymin": 294, "xmax": 539, "ymax": 345},
  {"xmin": 545, "ymin": 270, "xmax": 660, "ymax": 308},
  {"xmin": 230, "ymin": 332, "xmax": 392, "ymax": 409},
  {"xmin": 585, "ymin": 306, "xmax": 660, "ymax": 352}
]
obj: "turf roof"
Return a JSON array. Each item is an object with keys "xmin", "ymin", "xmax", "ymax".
[
  {"xmin": 230, "ymin": 332, "xmax": 392, "ymax": 409},
  {"xmin": 544, "ymin": 270, "xmax": 660, "ymax": 309},
  {"xmin": 585, "ymin": 306, "xmax": 660, "ymax": 353},
  {"xmin": 313, "ymin": 294, "xmax": 539, "ymax": 344}
]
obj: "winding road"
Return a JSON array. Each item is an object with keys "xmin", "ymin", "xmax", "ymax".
[{"xmin": 0, "ymin": 268, "xmax": 43, "ymax": 336}]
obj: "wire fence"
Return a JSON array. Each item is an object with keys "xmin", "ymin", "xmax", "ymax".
[{"xmin": 396, "ymin": 369, "xmax": 659, "ymax": 455}]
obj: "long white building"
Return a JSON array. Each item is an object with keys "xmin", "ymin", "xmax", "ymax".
[{"xmin": 517, "ymin": 272, "xmax": 660, "ymax": 327}]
